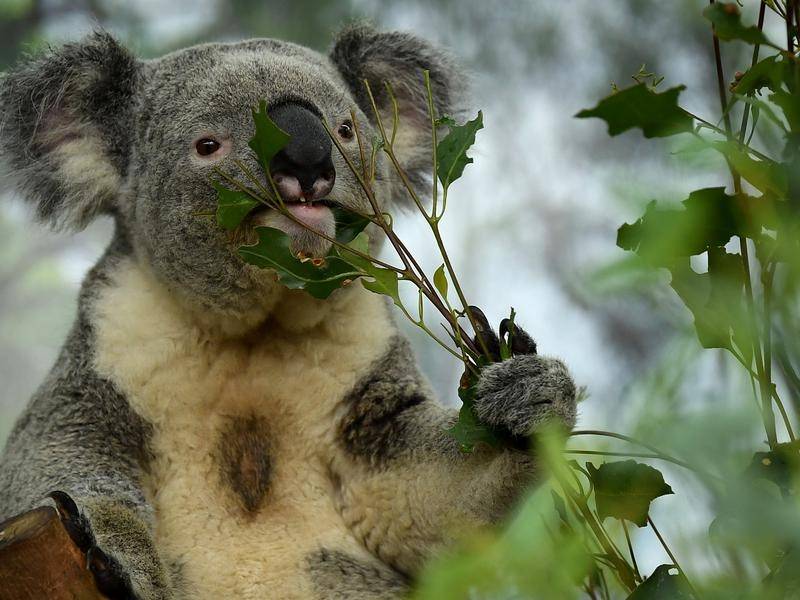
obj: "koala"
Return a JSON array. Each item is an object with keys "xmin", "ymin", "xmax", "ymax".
[{"xmin": 0, "ymin": 25, "xmax": 577, "ymax": 600}]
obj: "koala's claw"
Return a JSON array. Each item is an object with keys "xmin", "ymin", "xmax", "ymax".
[
  {"xmin": 49, "ymin": 491, "xmax": 137, "ymax": 600},
  {"xmin": 88, "ymin": 546, "xmax": 137, "ymax": 600},
  {"xmin": 468, "ymin": 306, "xmax": 502, "ymax": 361},
  {"xmin": 499, "ymin": 318, "xmax": 537, "ymax": 355},
  {"xmin": 468, "ymin": 306, "xmax": 538, "ymax": 360}
]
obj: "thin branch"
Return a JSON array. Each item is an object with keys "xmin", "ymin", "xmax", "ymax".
[
  {"xmin": 622, "ymin": 521, "xmax": 642, "ymax": 583},
  {"xmin": 648, "ymin": 517, "xmax": 697, "ymax": 597},
  {"xmin": 709, "ymin": 0, "xmax": 778, "ymax": 448}
]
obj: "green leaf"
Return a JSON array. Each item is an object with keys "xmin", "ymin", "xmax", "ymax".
[
  {"xmin": 434, "ymin": 114, "xmax": 457, "ymax": 127},
  {"xmin": 711, "ymin": 142, "xmax": 788, "ymax": 197},
  {"xmin": 433, "ymin": 264, "xmax": 448, "ymax": 299},
  {"xmin": 331, "ymin": 207, "xmax": 371, "ymax": 244},
  {"xmin": 551, "ymin": 490, "xmax": 570, "ymax": 527},
  {"xmin": 627, "ymin": 565, "xmax": 693, "ymax": 600},
  {"xmin": 587, "ymin": 460, "xmax": 673, "ymax": 527},
  {"xmin": 436, "ymin": 111, "xmax": 484, "ymax": 191},
  {"xmin": 733, "ymin": 55, "xmax": 791, "ymax": 95},
  {"xmin": 747, "ymin": 440, "xmax": 800, "ymax": 495},
  {"xmin": 213, "ymin": 182, "xmax": 261, "ymax": 230},
  {"xmin": 668, "ymin": 251, "xmax": 752, "ymax": 355},
  {"xmin": 617, "ymin": 188, "xmax": 742, "ymax": 264},
  {"xmin": 576, "ymin": 84, "xmax": 693, "ymax": 138},
  {"xmin": 238, "ymin": 227, "xmax": 362, "ymax": 299},
  {"xmin": 599, "ymin": 553, "xmax": 638, "ymax": 592},
  {"xmin": 771, "ymin": 89, "xmax": 800, "ymax": 132},
  {"xmin": 360, "ymin": 268, "xmax": 401, "ymax": 304},
  {"xmin": 446, "ymin": 376, "xmax": 502, "ymax": 453},
  {"xmin": 616, "ymin": 186, "xmax": 779, "ymax": 354},
  {"xmin": 703, "ymin": 3, "xmax": 775, "ymax": 47},
  {"xmin": 249, "ymin": 100, "xmax": 291, "ymax": 171},
  {"xmin": 336, "ymin": 233, "xmax": 403, "ymax": 307}
]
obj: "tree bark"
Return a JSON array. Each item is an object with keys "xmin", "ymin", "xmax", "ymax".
[{"xmin": 0, "ymin": 506, "xmax": 104, "ymax": 600}]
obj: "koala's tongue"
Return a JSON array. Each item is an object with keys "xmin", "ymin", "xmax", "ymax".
[
  {"xmin": 284, "ymin": 202, "xmax": 332, "ymax": 230},
  {"xmin": 250, "ymin": 202, "xmax": 335, "ymax": 258}
]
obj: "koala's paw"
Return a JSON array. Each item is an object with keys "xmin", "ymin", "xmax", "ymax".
[
  {"xmin": 474, "ymin": 355, "xmax": 577, "ymax": 437},
  {"xmin": 471, "ymin": 315, "xmax": 577, "ymax": 438},
  {"xmin": 49, "ymin": 491, "xmax": 138, "ymax": 600}
]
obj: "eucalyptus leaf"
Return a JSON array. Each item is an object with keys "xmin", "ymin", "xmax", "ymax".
[
  {"xmin": 711, "ymin": 142, "xmax": 788, "ymax": 197},
  {"xmin": 238, "ymin": 227, "xmax": 362, "ymax": 299},
  {"xmin": 436, "ymin": 111, "xmax": 484, "ymax": 191},
  {"xmin": 733, "ymin": 55, "xmax": 791, "ymax": 95},
  {"xmin": 747, "ymin": 440, "xmax": 800, "ymax": 495},
  {"xmin": 249, "ymin": 100, "xmax": 291, "ymax": 171},
  {"xmin": 446, "ymin": 375, "xmax": 502, "ymax": 453},
  {"xmin": 617, "ymin": 188, "xmax": 742, "ymax": 264},
  {"xmin": 331, "ymin": 207, "xmax": 371, "ymax": 244},
  {"xmin": 576, "ymin": 84, "xmax": 693, "ymax": 139},
  {"xmin": 703, "ymin": 3, "xmax": 775, "ymax": 47},
  {"xmin": 433, "ymin": 264, "xmax": 448, "ymax": 299},
  {"xmin": 213, "ymin": 182, "xmax": 261, "ymax": 230},
  {"xmin": 627, "ymin": 565, "xmax": 693, "ymax": 600},
  {"xmin": 587, "ymin": 460, "xmax": 673, "ymax": 527},
  {"xmin": 337, "ymin": 233, "xmax": 403, "ymax": 308}
]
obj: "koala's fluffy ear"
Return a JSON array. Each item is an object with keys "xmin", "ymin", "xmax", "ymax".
[
  {"xmin": 330, "ymin": 24, "xmax": 465, "ymax": 195},
  {"xmin": 0, "ymin": 32, "xmax": 139, "ymax": 230}
]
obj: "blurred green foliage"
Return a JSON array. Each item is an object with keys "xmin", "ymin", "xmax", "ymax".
[{"xmin": 415, "ymin": 2, "xmax": 800, "ymax": 598}]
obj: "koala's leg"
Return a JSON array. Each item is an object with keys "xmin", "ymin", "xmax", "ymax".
[
  {"xmin": 0, "ymin": 360, "xmax": 175, "ymax": 599},
  {"xmin": 331, "ymin": 336, "xmax": 577, "ymax": 576}
]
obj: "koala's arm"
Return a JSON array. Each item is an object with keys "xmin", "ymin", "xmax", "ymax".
[
  {"xmin": 331, "ymin": 336, "xmax": 577, "ymax": 576},
  {"xmin": 0, "ymin": 332, "xmax": 172, "ymax": 600}
]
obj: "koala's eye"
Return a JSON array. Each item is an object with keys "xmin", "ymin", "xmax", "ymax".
[
  {"xmin": 195, "ymin": 138, "xmax": 222, "ymax": 156},
  {"xmin": 337, "ymin": 121, "xmax": 354, "ymax": 141}
]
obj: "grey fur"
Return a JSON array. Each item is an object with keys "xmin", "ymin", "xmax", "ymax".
[
  {"xmin": 330, "ymin": 23, "xmax": 465, "ymax": 199},
  {"xmin": 306, "ymin": 548, "xmax": 410, "ymax": 599},
  {"xmin": 474, "ymin": 355, "xmax": 577, "ymax": 437},
  {"xmin": 339, "ymin": 336, "xmax": 431, "ymax": 466},
  {"xmin": 0, "ymin": 234, "xmax": 173, "ymax": 599},
  {"xmin": 0, "ymin": 32, "xmax": 139, "ymax": 230},
  {"xmin": 0, "ymin": 27, "xmax": 577, "ymax": 599}
]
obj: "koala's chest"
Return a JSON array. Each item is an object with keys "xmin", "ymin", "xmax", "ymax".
[
  {"xmin": 90, "ymin": 264, "xmax": 395, "ymax": 598},
  {"xmin": 125, "ymin": 342, "xmax": 381, "ymax": 598}
]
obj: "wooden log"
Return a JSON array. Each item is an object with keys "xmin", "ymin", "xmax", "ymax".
[{"xmin": 0, "ymin": 506, "xmax": 104, "ymax": 600}]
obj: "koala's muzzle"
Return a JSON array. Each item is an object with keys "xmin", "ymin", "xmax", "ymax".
[{"xmin": 268, "ymin": 103, "xmax": 335, "ymax": 202}]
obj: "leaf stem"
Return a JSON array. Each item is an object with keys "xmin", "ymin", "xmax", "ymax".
[
  {"xmin": 621, "ymin": 520, "xmax": 641, "ymax": 583},
  {"xmin": 709, "ymin": 0, "xmax": 778, "ymax": 449},
  {"xmin": 362, "ymin": 80, "xmax": 493, "ymax": 360},
  {"xmin": 554, "ymin": 467, "xmax": 636, "ymax": 593},
  {"xmin": 737, "ymin": 3, "xmax": 768, "ymax": 145},
  {"xmin": 425, "ymin": 70, "xmax": 440, "ymax": 220},
  {"xmin": 647, "ymin": 517, "xmax": 696, "ymax": 596},
  {"xmin": 569, "ymin": 431, "xmax": 716, "ymax": 479},
  {"xmin": 324, "ymin": 112, "xmax": 481, "ymax": 363},
  {"xmin": 331, "ymin": 101, "xmax": 482, "ymax": 361}
]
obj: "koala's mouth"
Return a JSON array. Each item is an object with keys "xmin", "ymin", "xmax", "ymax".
[
  {"xmin": 248, "ymin": 198, "xmax": 343, "ymax": 244},
  {"xmin": 249, "ymin": 198, "xmax": 342, "ymax": 219}
]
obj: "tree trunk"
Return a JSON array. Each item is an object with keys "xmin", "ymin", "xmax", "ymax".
[{"xmin": 0, "ymin": 506, "xmax": 104, "ymax": 600}]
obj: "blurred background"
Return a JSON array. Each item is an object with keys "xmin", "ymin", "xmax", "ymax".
[{"xmin": 0, "ymin": 0, "xmax": 786, "ymax": 584}]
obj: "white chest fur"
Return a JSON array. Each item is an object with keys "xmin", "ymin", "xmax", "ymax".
[{"xmin": 91, "ymin": 260, "xmax": 395, "ymax": 599}]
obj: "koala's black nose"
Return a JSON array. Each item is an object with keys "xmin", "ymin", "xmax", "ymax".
[{"xmin": 268, "ymin": 103, "xmax": 335, "ymax": 201}]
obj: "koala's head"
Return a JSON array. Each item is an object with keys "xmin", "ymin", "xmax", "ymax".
[{"xmin": 0, "ymin": 26, "xmax": 462, "ymax": 327}]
